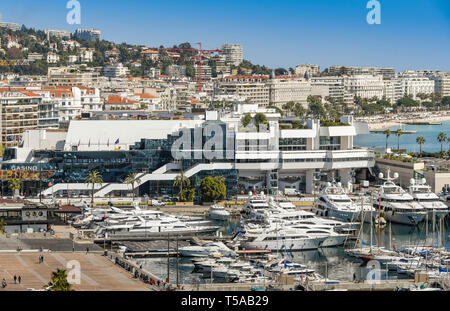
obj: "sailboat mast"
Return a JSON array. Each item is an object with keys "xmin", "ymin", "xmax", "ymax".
[{"xmin": 378, "ymin": 198, "xmax": 381, "ymax": 248}]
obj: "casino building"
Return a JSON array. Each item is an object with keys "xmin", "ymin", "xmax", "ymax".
[{"xmin": 1, "ymin": 104, "xmax": 375, "ymax": 199}]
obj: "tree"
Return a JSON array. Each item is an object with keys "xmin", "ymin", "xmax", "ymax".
[
  {"xmin": 199, "ymin": 176, "xmax": 226, "ymax": 203},
  {"xmin": 8, "ymin": 178, "xmax": 21, "ymax": 196},
  {"xmin": 293, "ymin": 103, "xmax": 306, "ymax": 118},
  {"xmin": 179, "ymin": 188, "xmax": 195, "ymax": 202},
  {"xmin": 307, "ymin": 96, "xmax": 325, "ymax": 118},
  {"xmin": 383, "ymin": 129, "xmax": 391, "ymax": 150},
  {"xmin": 241, "ymin": 113, "xmax": 252, "ymax": 128},
  {"xmin": 173, "ymin": 171, "xmax": 190, "ymax": 197},
  {"xmin": 395, "ymin": 129, "xmax": 403, "ymax": 152},
  {"xmin": 416, "ymin": 136, "xmax": 426, "ymax": 156},
  {"xmin": 282, "ymin": 101, "xmax": 295, "ymax": 116},
  {"xmin": 85, "ymin": 171, "xmax": 103, "ymax": 207},
  {"xmin": 254, "ymin": 113, "xmax": 267, "ymax": 132},
  {"xmin": 124, "ymin": 172, "xmax": 141, "ymax": 201},
  {"xmin": 0, "ymin": 219, "xmax": 5, "ymax": 234},
  {"xmin": 437, "ymin": 132, "xmax": 448, "ymax": 154},
  {"xmin": 47, "ymin": 268, "xmax": 72, "ymax": 291}
]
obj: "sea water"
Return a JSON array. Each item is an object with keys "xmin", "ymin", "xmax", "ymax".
[
  {"xmin": 354, "ymin": 121, "xmax": 450, "ymax": 153},
  {"xmin": 133, "ymin": 218, "xmax": 450, "ymax": 284}
]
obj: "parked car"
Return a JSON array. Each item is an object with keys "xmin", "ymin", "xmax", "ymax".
[{"xmin": 151, "ymin": 200, "xmax": 165, "ymax": 207}]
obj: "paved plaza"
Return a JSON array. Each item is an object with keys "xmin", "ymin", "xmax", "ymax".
[{"xmin": 0, "ymin": 253, "xmax": 150, "ymax": 291}]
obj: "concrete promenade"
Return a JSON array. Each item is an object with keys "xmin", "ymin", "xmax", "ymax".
[{"xmin": 0, "ymin": 252, "xmax": 150, "ymax": 291}]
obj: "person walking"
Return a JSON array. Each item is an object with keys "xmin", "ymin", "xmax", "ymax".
[
  {"xmin": 18, "ymin": 276, "xmax": 21, "ymax": 284},
  {"xmin": 1, "ymin": 279, "xmax": 6, "ymax": 288},
  {"xmin": 13, "ymin": 275, "xmax": 17, "ymax": 284}
]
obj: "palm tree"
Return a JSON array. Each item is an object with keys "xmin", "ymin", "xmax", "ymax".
[
  {"xmin": 124, "ymin": 172, "xmax": 141, "ymax": 201},
  {"xmin": 46, "ymin": 268, "xmax": 72, "ymax": 291},
  {"xmin": 8, "ymin": 178, "xmax": 22, "ymax": 197},
  {"xmin": 85, "ymin": 171, "xmax": 103, "ymax": 207},
  {"xmin": 416, "ymin": 136, "xmax": 426, "ymax": 157},
  {"xmin": 173, "ymin": 171, "xmax": 190, "ymax": 198},
  {"xmin": 395, "ymin": 129, "xmax": 403, "ymax": 152},
  {"xmin": 437, "ymin": 132, "xmax": 447, "ymax": 154},
  {"xmin": 383, "ymin": 129, "xmax": 391, "ymax": 150}
]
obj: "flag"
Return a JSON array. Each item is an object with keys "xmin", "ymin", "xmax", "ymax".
[
  {"xmin": 115, "ymin": 138, "xmax": 120, "ymax": 144},
  {"xmin": 88, "ymin": 139, "xmax": 91, "ymax": 147},
  {"xmin": 77, "ymin": 139, "xmax": 81, "ymax": 147},
  {"xmin": 107, "ymin": 139, "xmax": 110, "ymax": 147}
]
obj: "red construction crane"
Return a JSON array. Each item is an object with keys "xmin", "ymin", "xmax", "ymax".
[{"xmin": 148, "ymin": 43, "xmax": 222, "ymax": 91}]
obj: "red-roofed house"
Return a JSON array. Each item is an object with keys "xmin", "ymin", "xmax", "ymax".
[{"xmin": 104, "ymin": 95, "xmax": 140, "ymax": 111}]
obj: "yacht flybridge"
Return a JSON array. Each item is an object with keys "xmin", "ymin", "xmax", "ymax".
[
  {"xmin": 312, "ymin": 181, "xmax": 377, "ymax": 223},
  {"xmin": 408, "ymin": 178, "xmax": 449, "ymax": 221},
  {"xmin": 373, "ymin": 170, "xmax": 426, "ymax": 226}
]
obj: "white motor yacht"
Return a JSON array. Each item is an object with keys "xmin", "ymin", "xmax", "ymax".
[
  {"xmin": 373, "ymin": 170, "xmax": 427, "ymax": 226},
  {"xmin": 312, "ymin": 182, "xmax": 376, "ymax": 223},
  {"xmin": 206, "ymin": 205, "xmax": 231, "ymax": 221},
  {"xmin": 408, "ymin": 178, "xmax": 449, "ymax": 221}
]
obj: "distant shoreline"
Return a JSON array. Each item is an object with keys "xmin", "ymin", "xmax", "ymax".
[{"xmin": 360, "ymin": 112, "xmax": 450, "ymax": 131}]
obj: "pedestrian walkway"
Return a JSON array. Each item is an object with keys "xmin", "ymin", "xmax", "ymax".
[{"xmin": 0, "ymin": 253, "xmax": 149, "ymax": 291}]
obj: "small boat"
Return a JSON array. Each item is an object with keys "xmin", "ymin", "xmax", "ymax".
[{"xmin": 206, "ymin": 205, "xmax": 230, "ymax": 221}]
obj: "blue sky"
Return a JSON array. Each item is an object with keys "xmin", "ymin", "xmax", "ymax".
[{"xmin": 1, "ymin": 0, "xmax": 449, "ymax": 71}]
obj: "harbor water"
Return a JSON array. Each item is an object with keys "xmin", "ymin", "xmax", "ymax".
[
  {"xmin": 132, "ymin": 217, "xmax": 450, "ymax": 285},
  {"xmin": 354, "ymin": 121, "xmax": 450, "ymax": 153}
]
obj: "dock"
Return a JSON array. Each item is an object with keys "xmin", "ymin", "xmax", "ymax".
[{"xmin": 300, "ymin": 279, "xmax": 418, "ymax": 291}]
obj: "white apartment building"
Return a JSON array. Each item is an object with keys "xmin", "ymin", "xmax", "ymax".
[
  {"xmin": 382, "ymin": 79, "xmax": 396, "ymax": 104},
  {"xmin": 48, "ymin": 67, "xmax": 100, "ymax": 87},
  {"xmin": 431, "ymin": 74, "xmax": 450, "ymax": 97},
  {"xmin": 46, "ymin": 53, "xmax": 60, "ymax": 64},
  {"xmin": 395, "ymin": 74, "xmax": 435, "ymax": 100},
  {"xmin": 267, "ymin": 76, "xmax": 312, "ymax": 108},
  {"xmin": 194, "ymin": 64, "xmax": 212, "ymax": 81},
  {"xmin": 221, "ymin": 44, "xmax": 243, "ymax": 66},
  {"xmin": 329, "ymin": 66, "xmax": 395, "ymax": 79},
  {"xmin": 103, "ymin": 63, "xmax": 130, "ymax": 78},
  {"xmin": 74, "ymin": 28, "xmax": 101, "ymax": 42},
  {"xmin": 146, "ymin": 68, "xmax": 161, "ymax": 78},
  {"xmin": 45, "ymin": 29, "xmax": 71, "ymax": 39},
  {"xmin": 78, "ymin": 48, "xmax": 94, "ymax": 63},
  {"xmin": 218, "ymin": 76, "xmax": 270, "ymax": 106},
  {"xmin": 295, "ymin": 64, "xmax": 320, "ymax": 77},
  {"xmin": 27, "ymin": 53, "xmax": 43, "ymax": 62},
  {"xmin": 68, "ymin": 55, "xmax": 78, "ymax": 63},
  {"xmin": 343, "ymin": 75, "xmax": 384, "ymax": 99}
]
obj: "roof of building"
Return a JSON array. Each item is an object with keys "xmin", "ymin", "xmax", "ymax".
[
  {"xmin": 64, "ymin": 119, "xmax": 205, "ymax": 150},
  {"xmin": 105, "ymin": 95, "xmax": 139, "ymax": 104}
]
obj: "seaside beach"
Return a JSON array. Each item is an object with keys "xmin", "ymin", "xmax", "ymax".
[{"xmin": 360, "ymin": 111, "xmax": 450, "ymax": 130}]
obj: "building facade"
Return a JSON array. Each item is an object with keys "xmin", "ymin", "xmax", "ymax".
[{"xmin": 2, "ymin": 105, "xmax": 374, "ymax": 198}]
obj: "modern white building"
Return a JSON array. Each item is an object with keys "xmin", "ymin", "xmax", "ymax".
[
  {"xmin": 2, "ymin": 103, "xmax": 374, "ymax": 198},
  {"xmin": 221, "ymin": 44, "xmax": 243, "ymax": 66},
  {"xmin": 395, "ymin": 73, "xmax": 435, "ymax": 100},
  {"xmin": 218, "ymin": 76, "xmax": 270, "ymax": 106},
  {"xmin": 431, "ymin": 74, "xmax": 450, "ymax": 97},
  {"xmin": 45, "ymin": 29, "xmax": 71, "ymax": 39},
  {"xmin": 74, "ymin": 28, "xmax": 101, "ymax": 42},
  {"xmin": 103, "ymin": 63, "xmax": 130, "ymax": 78},
  {"xmin": 46, "ymin": 52, "xmax": 60, "ymax": 64},
  {"xmin": 343, "ymin": 75, "xmax": 384, "ymax": 99},
  {"xmin": 267, "ymin": 76, "xmax": 312, "ymax": 108}
]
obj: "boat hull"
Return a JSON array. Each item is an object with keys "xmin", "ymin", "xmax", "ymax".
[{"xmin": 241, "ymin": 236, "xmax": 326, "ymax": 251}]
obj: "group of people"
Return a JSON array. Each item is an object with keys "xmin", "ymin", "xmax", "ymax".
[{"xmin": 1, "ymin": 275, "xmax": 21, "ymax": 289}]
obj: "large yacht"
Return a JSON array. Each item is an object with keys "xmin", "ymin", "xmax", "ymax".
[
  {"xmin": 240, "ymin": 227, "xmax": 327, "ymax": 251},
  {"xmin": 312, "ymin": 182, "xmax": 376, "ymax": 223},
  {"xmin": 373, "ymin": 170, "xmax": 427, "ymax": 226},
  {"xmin": 408, "ymin": 178, "xmax": 449, "ymax": 221},
  {"xmin": 241, "ymin": 193, "xmax": 271, "ymax": 219}
]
